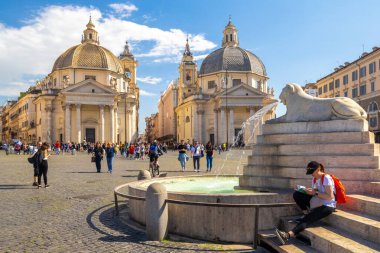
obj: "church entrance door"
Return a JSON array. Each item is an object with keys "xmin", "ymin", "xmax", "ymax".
[{"xmin": 86, "ymin": 128, "xmax": 95, "ymax": 143}]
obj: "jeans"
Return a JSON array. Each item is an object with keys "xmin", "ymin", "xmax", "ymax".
[
  {"xmin": 193, "ymin": 156, "xmax": 200, "ymax": 171},
  {"xmin": 206, "ymin": 155, "xmax": 213, "ymax": 171},
  {"xmin": 292, "ymin": 191, "xmax": 334, "ymax": 235},
  {"xmin": 179, "ymin": 153, "xmax": 187, "ymax": 169},
  {"xmin": 95, "ymin": 157, "xmax": 102, "ymax": 172},
  {"xmin": 38, "ymin": 160, "xmax": 48, "ymax": 185},
  {"xmin": 107, "ymin": 157, "xmax": 113, "ymax": 172}
]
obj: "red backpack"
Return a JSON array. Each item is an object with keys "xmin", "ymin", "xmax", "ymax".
[{"xmin": 313, "ymin": 174, "xmax": 347, "ymax": 204}]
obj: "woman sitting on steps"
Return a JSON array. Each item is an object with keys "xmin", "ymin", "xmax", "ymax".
[{"xmin": 275, "ymin": 161, "xmax": 336, "ymax": 245}]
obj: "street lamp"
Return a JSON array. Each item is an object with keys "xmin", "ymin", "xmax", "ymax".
[{"xmin": 225, "ymin": 69, "xmax": 228, "ymax": 149}]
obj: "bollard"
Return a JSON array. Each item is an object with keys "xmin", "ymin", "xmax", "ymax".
[
  {"xmin": 137, "ymin": 170, "xmax": 151, "ymax": 180},
  {"xmin": 145, "ymin": 183, "xmax": 168, "ymax": 241}
]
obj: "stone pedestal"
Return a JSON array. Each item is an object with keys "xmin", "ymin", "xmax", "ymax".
[{"xmin": 240, "ymin": 119, "xmax": 380, "ymax": 195}]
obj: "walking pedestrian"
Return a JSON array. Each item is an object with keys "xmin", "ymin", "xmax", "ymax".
[
  {"xmin": 191, "ymin": 141, "xmax": 201, "ymax": 172},
  {"xmin": 177, "ymin": 140, "xmax": 188, "ymax": 171},
  {"xmin": 93, "ymin": 142, "xmax": 104, "ymax": 173},
  {"xmin": 37, "ymin": 142, "xmax": 50, "ymax": 188},
  {"xmin": 205, "ymin": 141, "xmax": 214, "ymax": 172},
  {"xmin": 105, "ymin": 142, "xmax": 115, "ymax": 173}
]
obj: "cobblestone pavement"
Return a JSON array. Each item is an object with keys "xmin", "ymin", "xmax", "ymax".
[{"xmin": 0, "ymin": 149, "xmax": 264, "ymax": 252}]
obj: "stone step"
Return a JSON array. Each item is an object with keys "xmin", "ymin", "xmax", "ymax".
[
  {"xmin": 258, "ymin": 231, "xmax": 321, "ymax": 253},
  {"xmin": 281, "ymin": 218, "xmax": 380, "ymax": 253},
  {"xmin": 262, "ymin": 119, "xmax": 368, "ymax": 135},
  {"xmin": 343, "ymin": 195, "xmax": 380, "ymax": 218},
  {"xmin": 257, "ymin": 132, "xmax": 374, "ymax": 145},
  {"xmin": 252, "ymin": 144, "xmax": 379, "ymax": 156},
  {"xmin": 325, "ymin": 210, "xmax": 380, "ymax": 245},
  {"xmin": 243, "ymin": 166, "xmax": 380, "ymax": 181},
  {"xmin": 239, "ymin": 176, "xmax": 380, "ymax": 195},
  {"xmin": 248, "ymin": 155, "xmax": 379, "ymax": 168}
]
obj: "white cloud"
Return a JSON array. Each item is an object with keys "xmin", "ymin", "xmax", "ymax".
[
  {"xmin": 109, "ymin": 3, "xmax": 138, "ymax": 18},
  {"xmin": 139, "ymin": 89, "xmax": 156, "ymax": 97},
  {"xmin": 0, "ymin": 4, "xmax": 216, "ymax": 96},
  {"xmin": 136, "ymin": 76, "xmax": 162, "ymax": 85}
]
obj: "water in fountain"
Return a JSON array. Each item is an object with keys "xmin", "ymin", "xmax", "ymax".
[
  {"xmin": 214, "ymin": 102, "xmax": 278, "ymax": 178},
  {"xmin": 231, "ymin": 102, "xmax": 278, "ymax": 148}
]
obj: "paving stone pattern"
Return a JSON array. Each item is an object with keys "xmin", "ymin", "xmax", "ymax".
[{"xmin": 0, "ymin": 149, "xmax": 255, "ymax": 252}]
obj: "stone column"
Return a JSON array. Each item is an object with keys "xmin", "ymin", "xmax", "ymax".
[
  {"xmin": 127, "ymin": 108, "xmax": 133, "ymax": 143},
  {"xmin": 213, "ymin": 109, "xmax": 218, "ymax": 145},
  {"xmin": 99, "ymin": 105, "xmax": 105, "ymax": 143},
  {"xmin": 220, "ymin": 108, "xmax": 225, "ymax": 144},
  {"xmin": 76, "ymin": 104, "xmax": 81, "ymax": 143},
  {"xmin": 229, "ymin": 108, "xmax": 234, "ymax": 145},
  {"xmin": 65, "ymin": 104, "xmax": 71, "ymax": 142},
  {"xmin": 197, "ymin": 110, "xmax": 204, "ymax": 144},
  {"xmin": 193, "ymin": 107, "xmax": 198, "ymax": 142},
  {"xmin": 45, "ymin": 105, "xmax": 53, "ymax": 143},
  {"xmin": 114, "ymin": 107, "xmax": 118, "ymax": 143},
  {"xmin": 110, "ymin": 105, "xmax": 115, "ymax": 143}
]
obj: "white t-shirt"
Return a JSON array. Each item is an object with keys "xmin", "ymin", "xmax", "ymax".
[{"xmin": 312, "ymin": 174, "xmax": 336, "ymax": 208}]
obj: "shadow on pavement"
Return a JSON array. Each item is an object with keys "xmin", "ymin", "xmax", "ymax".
[
  {"xmin": 86, "ymin": 203, "xmax": 257, "ymax": 252},
  {"xmin": 0, "ymin": 184, "xmax": 32, "ymax": 190}
]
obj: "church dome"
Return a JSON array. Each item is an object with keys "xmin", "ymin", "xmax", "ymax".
[
  {"xmin": 52, "ymin": 43, "xmax": 123, "ymax": 74},
  {"xmin": 199, "ymin": 46, "xmax": 267, "ymax": 76},
  {"xmin": 52, "ymin": 17, "xmax": 123, "ymax": 74}
]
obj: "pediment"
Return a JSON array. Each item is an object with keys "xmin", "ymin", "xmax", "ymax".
[
  {"xmin": 217, "ymin": 83, "xmax": 266, "ymax": 97},
  {"xmin": 61, "ymin": 79, "xmax": 117, "ymax": 95}
]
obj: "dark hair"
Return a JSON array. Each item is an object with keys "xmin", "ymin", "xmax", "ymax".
[{"xmin": 307, "ymin": 161, "xmax": 325, "ymax": 173}]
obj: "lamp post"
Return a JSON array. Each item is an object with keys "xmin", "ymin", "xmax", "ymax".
[{"xmin": 225, "ymin": 69, "xmax": 228, "ymax": 149}]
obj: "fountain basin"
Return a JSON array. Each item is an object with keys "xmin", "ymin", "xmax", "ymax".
[{"xmin": 122, "ymin": 175, "xmax": 298, "ymax": 243}]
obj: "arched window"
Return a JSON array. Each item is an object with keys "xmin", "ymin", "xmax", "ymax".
[
  {"xmin": 185, "ymin": 116, "xmax": 190, "ymax": 123},
  {"xmin": 226, "ymin": 35, "xmax": 228, "ymax": 42},
  {"xmin": 368, "ymin": 102, "xmax": 379, "ymax": 112},
  {"xmin": 230, "ymin": 34, "xmax": 232, "ymax": 41},
  {"xmin": 89, "ymin": 33, "xmax": 92, "ymax": 39}
]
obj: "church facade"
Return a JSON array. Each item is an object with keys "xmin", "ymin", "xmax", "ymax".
[
  {"xmin": 1, "ymin": 18, "xmax": 139, "ymax": 145},
  {"xmin": 173, "ymin": 19, "xmax": 276, "ymax": 145}
]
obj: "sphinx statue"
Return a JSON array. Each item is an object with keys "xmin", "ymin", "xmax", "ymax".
[{"xmin": 267, "ymin": 83, "xmax": 367, "ymax": 124}]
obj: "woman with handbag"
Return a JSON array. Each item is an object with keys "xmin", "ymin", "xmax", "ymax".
[
  {"xmin": 93, "ymin": 142, "xmax": 104, "ymax": 173},
  {"xmin": 275, "ymin": 161, "xmax": 336, "ymax": 245},
  {"xmin": 177, "ymin": 140, "xmax": 188, "ymax": 172}
]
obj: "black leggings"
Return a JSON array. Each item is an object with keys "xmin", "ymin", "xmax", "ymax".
[
  {"xmin": 292, "ymin": 191, "xmax": 334, "ymax": 235},
  {"xmin": 38, "ymin": 160, "xmax": 48, "ymax": 185}
]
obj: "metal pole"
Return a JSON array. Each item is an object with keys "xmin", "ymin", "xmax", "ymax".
[
  {"xmin": 225, "ymin": 69, "xmax": 228, "ymax": 149},
  {"xmin": 124, "ymin": 93, "xmax": 127, "ymax": 145},
  {"xmin": 114, "ymin": 192, "xmax": 119, "ymax": 216},
  {"xmin": 253, "ymin": 206, "xmax": 259, "ymax": 249}
]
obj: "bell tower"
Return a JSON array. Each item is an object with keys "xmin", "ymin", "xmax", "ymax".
[
  {"xmin": 119, "ymin": 40, "xmax": 138, "ymax": 90},
  {"xmin": 178, "ymin": 37, "xmax": 197, "ymax": 104},
  {"xmin": 222, "ymin": 16, "xmax": 239, "ymax": 48},
  {"xmin": 81, "ymin": 16, "xmax": 99, "ymax": 45}
]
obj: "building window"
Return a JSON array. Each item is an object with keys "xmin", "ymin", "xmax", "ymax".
[
  {"xmin": 329, "ymin": 82, "xmax": 334, "ymax": 91},
  {"xmin": 226, "ymin": 35, "xmax": 228, "ymax": 42},
  {"xmin": 369, "ymin": 62, "xmax": 376, "ymax": 74},
  {"xmin": 89, "ymin": 33, "xmax": 92, "ymax": 39},
  {"xmin": 185, "ymin": 116, "xmax": 190, "ymax": 123},
  {"xmin": 360, "ymin": 66, "xmax": 366, "ymax": 78},
  {"xmin": 323, "ymin": 84, "xmax": 327, "ymax": 93},
  {"xmin": 343, "ymin": 75, "xmax": 349, "ymax": 85},
  {"xmin": 318, "ymin": 87, "xmax": 322, "ymax": 95},
  {"xmin": 371, "ymin": 81, "xmax": 375, "ymax": 92},
  {"xmin": 352, "ymin": 87, "xmax": 358, "ymax": 98},
  {"xmin": 352, "ymin": 70, "xmax": 358, "ymax": 81},
  {"xmin": 230, "ymin": 34, "xmax": 232, "ymax": 41},
  {"xmin": 369, "ymin": 102, "xmax": 378, "ymax": 112},
  {"xmin": 232, "ymin": 79, "xmax": 241, "ymax": 86},
  {"xmin": 359, "ymin": 84, "xmax": 366, "ymax": 96},
  {"xmin": 344, "ymin": 91, "xmax": 348, "ymax": 97},
  {"xmin": 85, "ymin": 75, "xmax": 96, "ymax": 80},
  {"xmin": 54, "ymin": 78, "xmax": 57, "ymax": 86},
  {"xmin": 207, "ymin": 80, "xmax": 216, "ymax": 89},
  {"xmin": 369, "ymin": 116, "xmax": 377, "ymax": 128},
  {"xmin": 335, "ymin": 79, "xmax": 340, "ymax": 88}
]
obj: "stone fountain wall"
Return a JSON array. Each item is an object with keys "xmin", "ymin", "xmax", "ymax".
[{"xmin": 240, "ymin": 119, "xmax": 380, "ymax": 195}]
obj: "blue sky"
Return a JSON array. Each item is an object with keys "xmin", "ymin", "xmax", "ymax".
[{"xmin": 1, "ymin": 0, "xmax": 380, "ymax": 133}]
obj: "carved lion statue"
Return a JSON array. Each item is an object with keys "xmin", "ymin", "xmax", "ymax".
[{"xmin": 267, "ymin": 83, "xmax": 367, "ymax": 123}]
